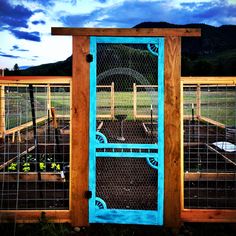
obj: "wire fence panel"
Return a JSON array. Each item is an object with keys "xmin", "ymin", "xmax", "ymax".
[
  {"xmin": 0, "ymin": 83, "xmax": 70, "ymax": 210},
  {"xmin": 183, "ymin": 84, "xmax": 236, "ymax": 209}
]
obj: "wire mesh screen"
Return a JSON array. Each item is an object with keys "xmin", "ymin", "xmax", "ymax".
[
  {"xmin": 96, "ymin": 157, "xmax": 158, "ymax": 210},
  {"xmin": 183, "ymin": 84, "xmax": 236, "ymax": 209},
  {"xmin": 96, "ymin": 43, "xmax": 158, "ymax": 144},
  {"xmin": 94, "ymin": 43, "xmax": 160, "ymax": 211},
  {"xmin": 97, "ymin": 84, "xmax": 114, "ymax": 119},
  {"xmin": 135, "ymin": 85, "xmax": 158, "ymax": 120},
  {"xmin": 0, "ymin": 83, "xmax": 70, "ymax": 210}
]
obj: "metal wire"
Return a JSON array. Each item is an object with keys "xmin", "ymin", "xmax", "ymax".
[
  {"xmin": 95, "ymin": 43, "xmax": 159, "ymax": 210},
  {"xmin": 0, "ymin": 83, "xmax": 70, "ymax": 210},
  {"xmin": 183, "ymin": 84, "xmax": 236, "ymax": 209}
]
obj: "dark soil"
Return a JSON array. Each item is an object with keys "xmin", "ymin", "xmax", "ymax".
[{"xmin": 0, "ymin": 222, "xmax": 236, "ymax": 236}]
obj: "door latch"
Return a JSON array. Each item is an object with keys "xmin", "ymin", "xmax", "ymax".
[{"xmin": 86, "ymin": 54, "xmax": 93, "ymax": 63}]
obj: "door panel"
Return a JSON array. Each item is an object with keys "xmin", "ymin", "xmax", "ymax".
[{"xmin": 89, "ymin": 37, "xmax": 164, "ymax": 225}]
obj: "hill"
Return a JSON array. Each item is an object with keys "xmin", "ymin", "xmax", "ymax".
[{"xmin": 6, "ymin": 22, "xmax": 236, "ymax": 76}]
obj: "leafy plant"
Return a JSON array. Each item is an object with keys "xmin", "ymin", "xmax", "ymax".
[
  {"xmin": 39, "ymin": 162, "xmax": 46, "ymax": 171},
  {"xmin": 22, "ymin": 162, "xmax": 30, "ymax": 172},
  {"xmin": 8, "ymin": 162, "xmax": 17, "ymax": 171},
  {"xmin": 51, "ymin": 162, "xmax": 61, "ymax": 171}
]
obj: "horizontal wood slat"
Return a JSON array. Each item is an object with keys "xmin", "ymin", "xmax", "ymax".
[
  {"xmin": 52, "ymin": 27, "xmax": 201, "ymax": 37},
  {"xmin": 0, "ymin": 210, "xmax": 70, "ymax": 223}
]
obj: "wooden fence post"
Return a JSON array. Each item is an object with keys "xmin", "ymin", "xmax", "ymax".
[
  {"xmin": 164, "ymin": 36, "xmax": 181, "ymax": 228},
  {"xmin": 111, "ymin": 82, "xmax": 115, "ymax": 119},
  {"xmin": 47, "ymin": 84, "xmax": 51, "ymax": 114},
  {"xmin": 196, "ymin": 84, "xmax": 201, "ymax": 118},
  {"xmin": 70, "ymin": 36, "xmax": 90, "ymax": 227},
  {"xmin": 0, "ymin": 86, "xmax": 5, "ymax": 139},
  {"xmin": 133, "ymin": 83, "xmax": 137, "ymax": 120}
]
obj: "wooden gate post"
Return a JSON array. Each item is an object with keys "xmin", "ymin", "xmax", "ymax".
[
  {"xmin": 71, "ymin": 36, "xmax": 90, "ymax": 227},
  {"xmin": 164, "ymin": 36, "xmax": 181, "ymax": 228},
  {"xmin": 0, "ymin": 86, "xmax": 5, "ymax": 139}
]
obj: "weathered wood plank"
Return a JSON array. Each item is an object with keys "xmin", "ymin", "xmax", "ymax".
[
  {"xmin": 111, "ymin": 82, "xmax": 115, "ymax": 119},
  {"xmin": 196, "ymin": 84, "xmax": 201, "ymax": 118},
  {"xmin": 0, "ymin": 76, "xmax": 71, "ymax": 84},
  {"xmin": 180, "ymin": 81, "xmax": 184, "ymax": 212},
  {"xmin": 181, "ymin": 76, "xmax": 236, "ymax": 84},
  {"xmin": 164, "ymin": 36, "xmax": 181, "ymax": 228},
  {"xmin": 200, "ymin": 116, "xmax": 225, "ymax": 129},
  {"xmin": 181, "ymin": 209, "xmax": 236, "ymax": 222},
  {"xmin": 0, "ymin": 210, "xmax": 70, "ymax": 223},
  {"xmin": 5, "ymin": 116, "xmax": 48, "ymax": 135},
  {"xmin": 184, "ymin": 172, "xmax": 236, "ymax": 181},
  {"xmin": 0, "ymin": 172, "xmax": 64, "ymax": 182},
  {"xmin": 70, "ymin": 36, "xmax": 90, "ymax": 227},
  {"xmin": 0, "ymin": 85, "xmax": 5, "ymax": 138},
  {"xmin": 51, "ymin": 27, "xmax": 201, "ymax": 37}
]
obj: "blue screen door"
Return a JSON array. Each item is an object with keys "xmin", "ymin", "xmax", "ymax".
[{"xmin": 89, "ymin": 36, "xmax": 164, "ymax": 225}]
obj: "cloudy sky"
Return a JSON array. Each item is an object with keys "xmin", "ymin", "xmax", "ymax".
[{"xmin": 0, "ymin": 0, "xmax": 236, "ymax": 69}]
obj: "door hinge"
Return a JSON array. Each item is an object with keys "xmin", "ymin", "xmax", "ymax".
[{"xmin": 86, "ymin": 54, "xmax": 93, "ymax": 63}]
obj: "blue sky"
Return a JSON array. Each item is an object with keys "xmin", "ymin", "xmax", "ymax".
[{"xmin": 0, "ymin": 0, "xmax": 236, "ymax": 69}]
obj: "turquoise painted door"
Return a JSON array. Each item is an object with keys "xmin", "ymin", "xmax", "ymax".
[{"xmin": 89, "ymin": 37, "xmax": 164, "ymax": 225}]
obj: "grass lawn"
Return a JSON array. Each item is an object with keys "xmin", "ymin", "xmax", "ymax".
[{"xmin": 4, "ymin": 87, "xmax": 235, "ymax": 130}]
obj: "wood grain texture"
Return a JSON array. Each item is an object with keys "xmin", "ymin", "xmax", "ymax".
[
  {"xmin": 0, "ymin": 210, "xmax": 70, "ymax": 223},
  {"xmin": 0, "ymin": 76, "xmax": 71, "ymax": 84},
  {"xmin": 181, "ymin": 76, "xmax": 236, "ymax": 84},
  {"xmin": 0, "ymin": 172, "xmax": 64, "ymax": 182},
  {"xmin": 0, "ymin": 86, "xmax": 5, "ymax": 138},
  {"xmin": 184, "ymin": 172, "xmax": 236, "ymax": 181},
  {"xmin": 181, "ymin": 209, "xmax": 236, "ymax": 222},
  {"xmin": 70, "ymin": 36, "xmax": 90, "ymax": 227},
  {"xmin": 164, "ymin": 36, "xmax": 181, "ymax": 228},
  {"xmin": 52, "ymin": 27, "xmax": 201, "ymax": 37},
  {"xmin": 196, "ymin": 84, "xmax": 201, "ymax": 118}
]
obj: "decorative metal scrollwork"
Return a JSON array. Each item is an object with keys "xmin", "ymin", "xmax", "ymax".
[
  {"xmin": 96, "ymin": 131, "xmax": 108, "ymax": 144},
  {"xmin": 95, "ymin": 197, "xmax": 107, "ymax": 209},
  {"xmin": 146, "ymin": 157, "xmax": 158, "ymax": 169},
  {"xmin": 147, "ymin": 44, "xmax": 159, "ymax": 56}
]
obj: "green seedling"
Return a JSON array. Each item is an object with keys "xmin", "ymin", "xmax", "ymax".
[
  {"xmin": 22, "ymin": 162, "xmax": 30, "ymax": 172},
  {"xmin": 8, "ymin": 163, "xmax": 17, "ymax": 171},
  {"xmin": 51, "ymin": 163, "xmax": 61, "ymax": 171},
  {"xmin": 39, "ymin": 162, "xmax": 46, "ymax": 171}
]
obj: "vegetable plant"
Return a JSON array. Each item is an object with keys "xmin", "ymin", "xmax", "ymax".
[
  {"xmin": 8, "ymin": 163, "xmax": 17, "ymax": 171},
  {"xmin": 51, "ymin": 163, "xmax": 61, "ymax": 171}
]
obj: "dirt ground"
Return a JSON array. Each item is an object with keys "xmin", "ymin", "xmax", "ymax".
[{"xmin": 1, "ymin": 222, "xmax": 236, "ymax": 236}]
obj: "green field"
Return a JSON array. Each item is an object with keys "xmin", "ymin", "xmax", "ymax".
[
  {"xmin": 4, "ymin": 88, "xmax": 236, "ymax": 130},
  {"xmin": 5, "ymin": 91, "xmax": 70, "ymax": 130},
  {"xmin": 184, "ymin": 90, "xmax": 235, "ymax": 126}
]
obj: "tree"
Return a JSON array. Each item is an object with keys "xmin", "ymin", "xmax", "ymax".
[{"xmin": 13, "ymin": 63, "xmax": 19, "ymax": 71}]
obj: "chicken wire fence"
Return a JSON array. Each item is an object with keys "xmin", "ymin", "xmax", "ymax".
[
  {"xmin": 183, "ymin": 84, "xmax": 236, "ymax": 209},
  {"xmin": 96, "ymin": 43, "xmax": 159, "ymax": 144},
  {"xmin": 0, "ymin": 83, "xmax": 70, "ymax": 210},
  {"xmin": 91, "ymin": 40, "xmax": 163, "ymax": 216}
]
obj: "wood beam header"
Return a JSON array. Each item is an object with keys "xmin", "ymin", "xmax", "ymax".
[{"xmin": 51, "ymin": 27, "xmax": 201, "ymax": 37}]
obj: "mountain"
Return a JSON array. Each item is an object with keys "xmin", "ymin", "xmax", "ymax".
[{"xmin": 6, "ymin": 22, "xmax": 236, "ymax": 76}]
